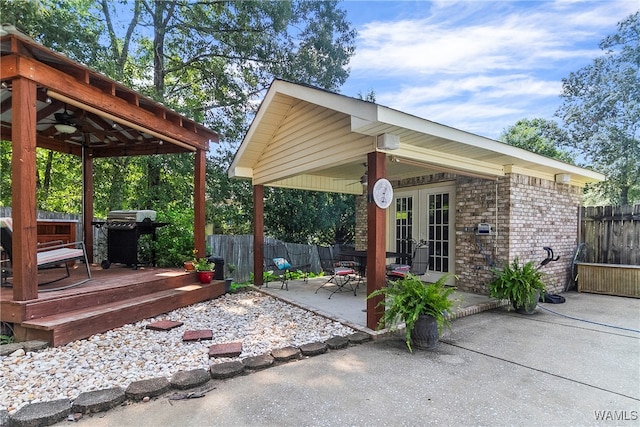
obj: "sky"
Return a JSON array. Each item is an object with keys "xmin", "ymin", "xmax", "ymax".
[{"xmin": 336, "ymin": 0, "xmax": 638, "ymax": 140}]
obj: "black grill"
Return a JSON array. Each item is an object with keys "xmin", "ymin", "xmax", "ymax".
[{"xmin": 93, "ymin": 219, "xmax": 167, "ymax": 269}]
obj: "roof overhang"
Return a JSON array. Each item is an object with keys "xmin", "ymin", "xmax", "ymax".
[
  {"xmin": 229, "ymin": 79, "xmax": 604, "ymax": 193},
  {"xmin": 0, "ymin": 30, "xmax": 219, "ymax": 157}
]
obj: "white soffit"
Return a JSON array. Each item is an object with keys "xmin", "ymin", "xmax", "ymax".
[{"xmin": 230, "ymin": 80, "xmax": 605, "ymax": 187}]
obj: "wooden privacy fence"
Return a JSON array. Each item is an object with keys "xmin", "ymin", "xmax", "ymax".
[
  {"xmin": 207, "ymin": 235, "xmax": 322, "ymax": 283},
  {"xmin": 580, "ymin": 205, "xmax": 639, "ymax": 265}
]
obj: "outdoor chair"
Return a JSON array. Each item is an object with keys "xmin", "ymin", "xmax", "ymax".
[
  {"xmin": 262, "ymin": 241, "xmax": 310, "ymax": 291},
  {"xmin": 387, "ymin": 244, "xmax": 429, "ymax": 281},
  {"xmin": 0, "ymin": 217, "xmax": 91, "ymax": 288},
  {"xmin": 315, "ymin": 245, "xmax": 360, "ymax": 299}
]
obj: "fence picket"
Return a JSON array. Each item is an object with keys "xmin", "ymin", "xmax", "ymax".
[{"xmin": 580, "ymin": 204, "xmax": 639, "ymax": 265}]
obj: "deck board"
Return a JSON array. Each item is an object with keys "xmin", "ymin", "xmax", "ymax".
[{"xmin": 1, "ymin": 263, "xmax": 225, "ymax": 346}]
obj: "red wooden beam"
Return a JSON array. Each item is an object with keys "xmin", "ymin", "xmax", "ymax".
[
  {"xmin": 194, "ymin": 149, "xmax": 206, "ymax": 258},
  {"xmin": 11, "ymin": 77, "xmax": 38, "ymax": 301},
  {"xmin": 253, "ymin": 185, "xmax": 265, "ymax": 287},
  {"xmin": 366, "ymin": 151, "xmax": 387, "ymax": 330}
]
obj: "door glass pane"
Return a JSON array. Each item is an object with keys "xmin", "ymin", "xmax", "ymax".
[
  {"xmin": 427, "ymin": 192, "xmax": 450, "ymax": 274},
  {"xmin": 394, "ymin": 195, "xmax": 413, "ymax": 262}
]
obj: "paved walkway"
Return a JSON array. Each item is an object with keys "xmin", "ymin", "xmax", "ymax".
[
  {"xmin": 73, "ymin": 290, "xmax": 639, "ymax": 427},
  {"xmin": 258, "ymin": 277, "xmax": 505, "ymax": 332}
]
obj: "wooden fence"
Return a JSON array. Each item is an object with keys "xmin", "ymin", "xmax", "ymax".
[
  {"xmin": 580, "ymin": 205, "xmax": 639, "ymax": 265},
  {"xmin": 207, "ymin": 235, "xmax": 322, "ymax": 283}
]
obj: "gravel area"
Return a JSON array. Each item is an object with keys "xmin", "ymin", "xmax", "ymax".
[{"xmin": 0, "ymin": 290, "xmax": 356, "ymax": 414}]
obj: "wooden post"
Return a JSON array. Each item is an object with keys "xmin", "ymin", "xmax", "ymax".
[
  {"xmin": 253, "ymin": 185, "xmax": 264, "ymax": 286},
  {"xmin": 11, "ymin": 78, "xmax": 38, "ymax": 301},
  {"xmin": 194, "ymin": 148, "xmax": 206, "ymax": 257},
  {"xmin": 83, "ymin": 146, "xmax": 94, "ymax": 263},
  {"xmin": 366, "ymin": 151, "xmax": 387, "ymax": 330}
]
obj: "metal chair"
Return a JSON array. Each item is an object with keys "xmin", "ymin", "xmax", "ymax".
[
  {"xmin": 262, "ymin": 241, "xmax": 310, "ymax": 291},
  {"xmin": 387, "ymin": 242, "xmax": 429, "ymax": 281},
  {"xmin": 315, "ymin": 245, "xmax": 359, "ymax": 299}
]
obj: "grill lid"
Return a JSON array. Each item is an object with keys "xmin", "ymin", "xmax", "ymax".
[{"xmin": 107, "ymin": 210, "xmax": 156, "ymax": 222}]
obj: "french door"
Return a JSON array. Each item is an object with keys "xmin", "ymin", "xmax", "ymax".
[{"xmin": 391, "ymin": 185, "xmax": 455, "ymax": 283}]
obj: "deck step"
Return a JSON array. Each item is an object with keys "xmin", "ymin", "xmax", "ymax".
[
  {"xmin": 17, "ymin": 280, "xmax": 225, "ymax": 346},
  {"xmin": 21, "ymin": 270, "xmax": 196, "ymax": 321}
]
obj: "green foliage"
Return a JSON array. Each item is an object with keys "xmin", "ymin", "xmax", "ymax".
[
  {"xmin": 556, "ymin": 12, "xmax": 639, "ymax": 205},
  {"xmin": 500, "ymin": 118, "xmax": 575, "ymax": 164},
  {"xmin": 194, "ymin": 257, "xmax": 214, "ymax": 272},
  {"xmin": 368, "ymin": 274, "xmax": 456, "ymax": 352},
  {"xmin": 152, "ymin": 206, "xmax": 195, "ymax": 268},
  {"xmin": 0, "ymin": 334, "xmax": 13, "ymax": 345},
  {"xmin": 1, "ymin": 0, "xmax": 358, "ymax": 244},
  {"xmin": 264, "ymin": 188, "xmax": 355, "ymax": 244},
  {"xmin": 0, "ymin": 0, "xmax": 107, "ymax": 67},
  {"xmin": 488, "ymin": 258, "xmax": 546, "ymax": 310}
]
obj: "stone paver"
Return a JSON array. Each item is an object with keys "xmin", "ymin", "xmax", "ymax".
[
  {"xmin": 347, "ymin": 331, "xmax": 371, "ymax": 344},
  {"xmin": 170, "ymin": 369, "xmax": 211, "ymax": 390},
  {"xmin": 72, "ymin": 387, "xmax": 126, "ymax": 414},
  {"xmin": 210, "ymin": 361, "xmax": 245, "ymax": 379},
  {"xmin": 242, "ymin": 354, "xmax": 274, "ymax": 370},
  {"xmin": 9, "ymin": 399, "xmax": 71, "ymax": 427},
  {"xmin": 271, "ymin": 346, "xmax": 301, "ymax": 362},
  {"xmin": 125, "ymin": 377, "xmax": 170, "ymax": 401},
  {"xmin": 325, "ymin": 336, "xmax": 349, "ymax": 349},
  {"xmin": 299, "ymin": 341, "xmax": 328, "ymax": 356}
]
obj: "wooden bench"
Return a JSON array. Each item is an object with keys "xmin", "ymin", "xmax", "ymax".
[{"xmin": 1, "ymin": 217, "xmax": 91, "ymax": 288}]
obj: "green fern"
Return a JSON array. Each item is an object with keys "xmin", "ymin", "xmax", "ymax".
[
  {"xmin": 368, "ymin": 273, "xmax": 455, "ymax": 352},
  {"xmin": 489, "ymin": 257, "xmax": 546, "ymax": 309}
]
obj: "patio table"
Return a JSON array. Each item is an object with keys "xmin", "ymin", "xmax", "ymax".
[{"xmin": 338, "ymin": 250, "xmax": 410, "ymax": 277}]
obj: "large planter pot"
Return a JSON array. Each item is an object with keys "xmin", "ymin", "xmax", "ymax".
[
  {"xmin": 410, "ymin": 314, "xmax": 439, "ymax": 350},
  {"xmin": 512, "ymin": 290, "xmax": 540, "ymax": 314},
  {"xmin": 197, "ymin": 271, "xmax": 214, "ymax": 284}
]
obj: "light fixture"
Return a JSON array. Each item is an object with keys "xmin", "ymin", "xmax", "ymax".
[{"xmin": 54, "ymin": 123, "xmax": 77, "ymax": 134}]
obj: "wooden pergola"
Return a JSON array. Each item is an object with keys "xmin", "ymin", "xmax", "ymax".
[{"xmin": 0, "ymin": 30, "xmax": 219, "ymax": 302}]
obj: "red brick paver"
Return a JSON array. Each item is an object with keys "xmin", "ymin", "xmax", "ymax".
[
  {"xmin": 146, "ymin": 320, "xmax": 184, "ymax": 331},
  {"xmin": 182, "ymin": 330, "xmax": 213, "ymax": 342},
  {"xmin": 208, "ymin": 342, "xmax": 243, "ymax": 358}
]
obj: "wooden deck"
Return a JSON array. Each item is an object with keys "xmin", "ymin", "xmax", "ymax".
[{"xmin": 0, "ymin": 263, "xmax": 224, "ymax": 346}]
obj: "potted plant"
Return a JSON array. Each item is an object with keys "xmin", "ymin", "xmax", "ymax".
[
  {"xmin": 224, "ymin": 264, "xmax": 236, "ymax": 293},
  {"xmin": 184, "ymin": 249, "xmax": 198, "ymax": 271},
  {"xmin": 488, "ymin": 257, "xmax": 546, "ymax": 314},
  {"xmin": 368, "ymin": 273, "xmax": 455, "ymax": 352},
  {"xmin": 194, "ymin": 257, "xmax": 215, "ymax": 284}
]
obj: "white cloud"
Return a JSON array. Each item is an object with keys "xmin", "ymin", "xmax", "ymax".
[{"xmin": 341, "ymin": 0, "xmax": 638, "ymax": 138}]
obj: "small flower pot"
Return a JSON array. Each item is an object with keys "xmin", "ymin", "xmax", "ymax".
[
  {"xmin": 184, "ymin": 261, "xmax": 195, "ymax": 272},
  {"xmin": 197, "ymin": 271, "xmax": 214, "ymax": 284},
  {"xmin": 224, "ymin": 278, "xmax": 233, "ymax": 293}
]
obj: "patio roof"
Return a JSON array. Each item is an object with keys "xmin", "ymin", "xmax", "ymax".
[
  {"xmin": 229, "ymin": 79, "xmax": 605, "ymax": 193},
  {"xmin": 0, "ymin": 28, "xmax": 219, "ymax": 157}
]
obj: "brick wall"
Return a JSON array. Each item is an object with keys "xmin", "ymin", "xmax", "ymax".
[
  {"xmin": 354, "ymin": 172, "xmax": 583, "ymax": 294},
  {"xmin": 504, "ymin": 173, "xmax": 582, "ymax": 293},
  {"xmin": 454, "ymin": 176, "xmax": 506, "ymax": 293}
]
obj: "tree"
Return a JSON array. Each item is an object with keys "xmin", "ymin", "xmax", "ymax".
[
  {"xmin": 556, "ymin": 12, "xmax": 640, "ymax": 205},
  {"xmin": 499, "ymin": 118, "xmax": 575, "ymax": 164},
  {"xmin": 1, "ymin": 0, "xmax": 358, "ymax": 247}
]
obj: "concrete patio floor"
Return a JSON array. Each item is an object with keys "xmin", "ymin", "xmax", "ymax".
[{"xmin": 257, "ymin": 276, "xmax": 507, "ymax": 334}]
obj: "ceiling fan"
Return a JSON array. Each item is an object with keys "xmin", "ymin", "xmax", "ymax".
[{"xmin": 51, "ymin": 105, "xmax": 78, "ymax": 134}]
